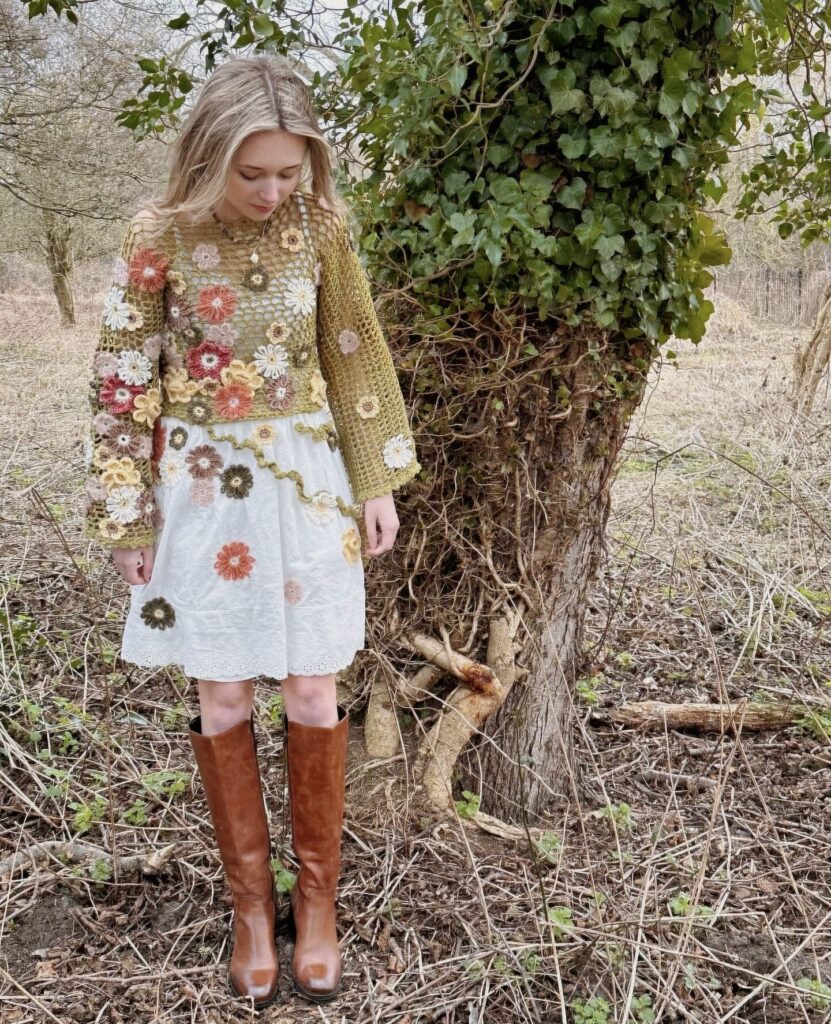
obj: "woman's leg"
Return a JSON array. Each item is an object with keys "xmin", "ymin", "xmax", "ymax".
[
  {"xmin": 281, "ymin": 671, "xmax": 348, "ymax": 1001},
  {"xmin": 282, "ymin": 672, "xmax": 338, "ymax": 725},
  {"xmin": 196, "ymin": 677, "xmax": 254, "ymax": 734}
]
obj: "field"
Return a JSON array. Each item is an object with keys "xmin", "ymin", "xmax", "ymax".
[{"xmin": 1, "ymin": 271, "xmax": 830, "ymax": 1022}]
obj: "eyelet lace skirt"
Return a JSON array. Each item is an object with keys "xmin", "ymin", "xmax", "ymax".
[{"xmin": 120, "ymin": 406, "xmax": 366, "ymax": 682}]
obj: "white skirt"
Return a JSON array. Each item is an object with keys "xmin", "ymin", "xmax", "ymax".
[{"xmin": 120, "ymin": 407, "xmax": 366, "ymax": 682}]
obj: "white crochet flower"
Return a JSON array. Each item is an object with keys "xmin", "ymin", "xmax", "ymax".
[
  {"xmin": 112, "ymin": 257, "xmax": 129, "ymax": 287},
  {"xmin": 306, "ymin": 491, "xmax": 337, "ymax": 525},
  {"xmin": 382, "ymin": 434, "xmax": 416, "ymax": 470},
  {"xmin": 252, "ymin": 343, "xmax": 290, "ymax": 379},
  {"xmin": 117, "ymin": 349, "xmax": 153, "ymax": 386},
  {"xmin": 102, "ymin": 287, "xmax": 134, "ymax": 330},
  {"xmin": 159, "ymin": 450, "xmax": 186, "ymax": 487},
  {"xmin": 191, "ymin": 243, "xmax": 221, "ymax": 270},
  {"xmin": 105, "ymin": 485, "xmax": 142, "ymax": 524},
  {"xmin": 283, "ymin": 276, "xmax": 317, "ymax": 317}
]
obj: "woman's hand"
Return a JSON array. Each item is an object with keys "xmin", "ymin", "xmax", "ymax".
[
  {"xmin": 111, "ymin": 545, "xmax": 155, "ymax": 585},
  {"xmin": 364, "ymin": 493, "xmax": 400, "ymax": 557}
]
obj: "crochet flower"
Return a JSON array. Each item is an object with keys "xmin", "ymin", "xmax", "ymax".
[
  {"xmin": 141, "ymin": 597, "xmax": 176, "ymax": 630},
  {"xmin": 132, "ymin": 387, "xmax": 161, "ymax": 427},
  {"xmin": 105, "ymin": 485, "xmax": 142, "ymax": 524},
  {"xmin": 383, "ymin": 433, "xmax": 416, "ymax": 470},
  {"xmin": 189, "ymin": 478, "xmax": 215, "ymax": 507},
  {"xmin": 307, "ymin": 491, "xmax": 337, "ymax": 525},
  {"xmin": 92, "ymin": 411, "xmax": 118, "ymax": 435},
  {"xmin": 94, "ymin": 352, "xmax": 118, "ymax": 378},
  {"xmin": 242, "ymin": 265, "xmax": 269, "ymax": 291},
  {"xmin": 214, "ymin": 540, "xmax": 255, "ymax": 580},
  {"xmin": 186, "ymin": 444, "xmax": 223, "ymax": 479},
  {"xmin": 123, "ymin": 309, "xmax": 145, "ymax": 332},
  {"xmin": 165, "ymin": 293, "xmax": 195, "ymax": 330},
  {"xmin": 166, "ymin": 269, "xmax": 187, "ymax": 295},
  {"xmin": 186, "ymin": 340, "xmax": 234, "ymax": 380},
  {"xmin": 264, "ymin": 375, "xmax": 295, "ymax": 412},
  {"xmin": 250, "ymin": 423, "xmax": 276, "ymax": 445},
  {"xmin": 284, "ymin": 579, "xmax": 304, "ymax": 604},
  {"xmin": 220, "ymin": 465, "xmax": 254, "ymax": 499},
  {"xmin": 100, "ymin": 456, "xmax": 141, "ymax": 491},
  {"xmin": 219, "ymin": 359, "xmax": 264, "ymax": 390},
  {"xmin": 307, "ymin": 369, "xmax": 327, "ymax": 407},
  {"xmin": 342, "ymin": 527, "xmax": 362, "ymax": 565},
  {"xmin": 128, "ymin": 247, "xmax": 169, "ymax": 293},
  {"xmin": 280, "ymin": 227, "xmax": 304, "ymax": 252},
  {"xmin": 117, "ymin": 349, "xmax": 153, "ymax": 387},
  {"xmin": 163, "ymin": 367, "xmax": 200, "ymax": 404},
  {"xmin": 185, "ymin": 396, "xmax": 212, "ymax": 423},
  {"xmin": 252, "ymin": 343, "xmax": 290, "ymax": 379},
  {"xmin": 283, "ymin": 276, "xmax": 316, "ymax": 317},
  {"xmin": 356, "ymin": 395, "xmax": 380, "ymax": 419},
  {"xmin": 97, "ymin": 518, "xmax": 127, "ymax": 542},
  {"xmin": 214, "ymin": 382, "xmax": 254, "ymax": 419},
  {"xmin": 338, "ymin": 329, "xmax": 360, "ymax": 354},
  {"xmin": 86, "ymin": 477, "xmax": 108, "ymax": 501},
  {"xmin": 106, "ymin": 424, "xmax": 146, "ymax": 460},
  {"xmin": 112, "ymin": 256, "xmax": 129, "ymax": 287},
  {"xmin": 100, "ymin": 376, "xmax": 145, "ymax": 416},
  {"xmin": 159, "ymin": 450, "xmax": 185, "ymax": 486},
  {"xmin": 168, "ymin": 425, "xmax": 188, "ymax": 450},
  {"xmin": 143, "ymin": 333, "xmax": 164, "ymax": 360},
  {"xmin": 102, "ymin": 288, "xmax": 135, "ymax": 331},
  {"xmin": 197, "ymin": 284, "xmax": 237, "ymax": 323},
  {"xmin": 289, "ymin": 339, "xmax": 315, "ymax": 369},
  {"xmin": 206, "ymin": 323, "xmax": 239, "ymax": 346},
  {"xmin": 266, "ymin": 321, "xmax": 288, "ymax": 343},
  {"xmin": 191, "ymin": 243, "xmax": 221, "ymax": 270}
]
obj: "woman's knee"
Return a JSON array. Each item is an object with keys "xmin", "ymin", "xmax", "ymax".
[
  {"xmin": 198, "ymin": 677, "xmax": 254, "ymax": 713},
  {"xmin": 282, "ymin": 673, "xmax": 336, "ymax": 723}
]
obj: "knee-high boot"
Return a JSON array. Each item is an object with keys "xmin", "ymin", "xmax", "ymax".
[
  {"xmin": 283, "ymin": 705, "xmax": 348, "ymax": 1002},
  {"xmin": 188, "ymin": 711, "xmax": 280, "ymax": 1009}
]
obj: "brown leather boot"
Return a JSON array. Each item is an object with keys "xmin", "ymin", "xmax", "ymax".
[
  {"xmin": 283, "ymin": 705, "xmax": 348, "ymax": 1002},
  {"xmin": 188, "ymin": 711, "xmax": 280, "ymax": 1009}
]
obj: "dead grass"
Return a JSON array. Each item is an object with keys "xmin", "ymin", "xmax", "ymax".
[{"xmin": 1, "ymin": 272, "xmax": 830, "ymax": 1022}]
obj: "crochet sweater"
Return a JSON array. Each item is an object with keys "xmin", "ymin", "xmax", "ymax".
[{"xmin": 83, "ymin": 189, "xmax": 421, "ymax": 550}]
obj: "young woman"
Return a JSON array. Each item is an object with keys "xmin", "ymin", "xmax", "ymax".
[{"xmin": 82, "ymin": 54, "xmax": 420, "ymax": 1008}]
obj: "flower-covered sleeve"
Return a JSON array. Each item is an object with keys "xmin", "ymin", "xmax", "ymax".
[
  {"xmin": 82, "ymin": 213, "xmax": 169, "ymax": 550},
  {"xmin": 316, "ymin": 213, "xmax": 421, "ymax": 504}
]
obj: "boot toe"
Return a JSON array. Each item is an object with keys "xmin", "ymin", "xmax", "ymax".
[
  {"xmin": 295, "ymin": 959, "xmax": 340, "ymax": 995},
  {"xmin": 231, "ymin": 966, "xmax": 280, "ymax": 1004}
]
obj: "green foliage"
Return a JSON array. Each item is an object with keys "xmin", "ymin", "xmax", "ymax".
[
  {"xmin": 600, "ymin": 801, "xmax": 634, "ymax": 831},
  {"xmin": 270, "ymin": 857, "xmax": 296, "ymax": 894},
  {"xmin": 796, "ymin": 977, "xmax": 831, "ymax": 1010},
  {"xmin": 545, "ymin": 904, "xmax": 574, "ymax": 938},
  {"xmin": 141, "ymin": 770, "xmax": 189, "ymax": 800},
  {"xmin": 70, "ymin": 794, "xmax": 108, "ymax": 834},
  {"xmin": 571, "ymin": 995, "xmax": 612, "ymax": 1024},
  {"xmin": 797, "ymin": 708, "xmax": 831, "ymax": 744},
  {"xmin": 668, "ymin": 891, "xmax": 714, "ymax": 921},
  {"xmin": 455, "ymin": 788, "xmax": 481, "ymax": 818},
  {"xmin": 534, "ymin": 830, "xmax": 561, "ymax": 864}
]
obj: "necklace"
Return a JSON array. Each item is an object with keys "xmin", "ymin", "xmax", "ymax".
[{"xmin": 211, "ymin": 208, "xmax": 276, "ymax": 292}]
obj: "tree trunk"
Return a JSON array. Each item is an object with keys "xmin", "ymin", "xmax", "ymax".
[
  {"xmin": 458, "ymin": 334, "xmax": 638, "ymax": 822},
  {"xmin": 41, "ymin": 212, "xmax": 75, "ymax": 326},
  {"xmin": 791, "ymin": 279, "xmax": 831, "ymax": 414}
]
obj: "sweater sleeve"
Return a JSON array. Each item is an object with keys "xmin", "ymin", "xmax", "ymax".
[
  {"xmin": 315, "ymin": 213, "xmax": 421, "ymax": 504},
  {"xmin": 82, "ymin": 214, "xmax": 168, "ymax": 550}
]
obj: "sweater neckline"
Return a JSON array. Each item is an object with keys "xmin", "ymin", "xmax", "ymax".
[{"xmin": 208, "ymin": 192, "xmax": 296, "ymax": 238}]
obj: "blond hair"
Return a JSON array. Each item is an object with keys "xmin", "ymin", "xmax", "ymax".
[{"xmin": 138, "ymin": 53, "xmax": 350, "ymax": 241}]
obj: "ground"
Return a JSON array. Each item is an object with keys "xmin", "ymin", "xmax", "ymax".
[{"xmin": 1, "ymin": 271, "xmax": 830, "ymax": 1022}]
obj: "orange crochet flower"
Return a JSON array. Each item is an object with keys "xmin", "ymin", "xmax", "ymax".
[
  {"xmin": 214, "ymin": 382, "xmax": 254, "ymax": 418},
  {"xmin": 214, "ymin": 540, "xmax": 255, "ymax": 580},
  {"xmin": 197, "ymin": 284, "xmax": 237, "ymax": 324},
  {"xmin": 128, "ymin": 247, "xmax": 169, "ymax": 293}
]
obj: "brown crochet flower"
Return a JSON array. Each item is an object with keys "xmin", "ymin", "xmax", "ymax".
[
  {"xmin": 186, "ymin": 444, "xmax": 223, "ymax": 479},
  {"xmin": 140, "ymin": 597, "xmax": 176, "ymax": 630},
  {"xmin": 264, "ymin": 375, "xmax": 296, "ymax": 411},
  {"xmin": 220, "ymin": 464, "xmax": 254, "ymax": 499},
  {"xmin": 168, "ymin": 425, "xmax": 188, "ymax": 450}
]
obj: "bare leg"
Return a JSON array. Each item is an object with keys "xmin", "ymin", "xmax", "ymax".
[
  {"xmin": 282, "ymin": 673, "xmax": 338, "ymax": 726},
  {"xmin": 197, "ymin": 677, "xmax": 255, "ymax": 735}
]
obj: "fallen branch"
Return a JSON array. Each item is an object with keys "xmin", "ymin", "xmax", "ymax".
[
  {"xmin": 0, "ymin": 840, "xmax": 178, "ymax": 881},
  {"xmin": 590, "ymin": 699, "xmax": 827, "ymax": 733}
]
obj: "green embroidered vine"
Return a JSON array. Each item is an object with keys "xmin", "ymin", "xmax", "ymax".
[
  {"xmin": 293, "ymin": 419, "xmax": 340, "ymax": 449},
  {"xmin": 205, "ymin": 425, "xmax": 361, "ymax": 523}
]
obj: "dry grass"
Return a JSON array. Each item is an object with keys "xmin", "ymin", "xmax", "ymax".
[{"xmin": 1, "ymin": 271, "xmax": 831, "ymax": 1023}]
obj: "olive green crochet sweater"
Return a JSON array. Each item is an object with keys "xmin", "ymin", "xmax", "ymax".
[{"xmin": 83, "ymin": 189, "xmax": 421, "ymax": 550}]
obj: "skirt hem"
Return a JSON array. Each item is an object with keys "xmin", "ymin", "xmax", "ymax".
[{"xmin": 118, "ymin": 649, "xmax": 363, "ymax": 683}]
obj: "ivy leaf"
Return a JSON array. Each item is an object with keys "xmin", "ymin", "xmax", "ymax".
[{"xmin": 557, "ymin": 177, "xmax": 587, "ymax": 210}]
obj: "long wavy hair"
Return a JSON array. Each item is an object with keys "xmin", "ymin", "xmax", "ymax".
[{"xmin": 138, "ymin": 54, "xmax": 350, "ymax": 241}]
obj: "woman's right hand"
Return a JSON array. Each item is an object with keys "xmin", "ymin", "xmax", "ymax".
[{"xmin": 111, "ymin": 546, "xmax": 155, "ymax": 586}]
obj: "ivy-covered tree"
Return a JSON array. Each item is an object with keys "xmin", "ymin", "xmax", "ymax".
[{"xmin": 28, "ymin": 0, "xmax": 831, "ymax": 819}]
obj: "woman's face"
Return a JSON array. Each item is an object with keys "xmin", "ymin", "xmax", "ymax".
[{"xmin": 216, "ymin": 129, "xmax": 308, "ymax": 221}]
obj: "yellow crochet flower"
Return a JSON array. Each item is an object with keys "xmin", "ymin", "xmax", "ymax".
[
  {"xmin": 92, "ymin": 443, "xmax": 111, "ymax": 470},
  {"xmin": 356, "ymin": 395, "xmax": 380, "ymax": 419},
  {"xmin": 124, "ymin": 310, "xmax": 145, "ymax": 332},
  {"xmin": 342, "ymin": 527, "xmax": 361, "ymax": 564},
  {"xmin": 166, "ymin": 269, "xmax": 187, "ymax": 295},
  {"xmin": 163, "ymin": 367, "xmax": 199, "ymax": 404},
  {"xmin": 99, "ymin": 519, "xmax": 127, "ymax": 542},
  {"xmin": 308, "ymin": 368, "xmax": 328, "ymax": 407},
  {"xmin": 219, "ymin": 359, "xmax": 265, "ymax": 391},
  {"xmin": 250, "ymin": 423, "xmax": 276, "ymax": 445},
  {"xmin": 100, "ymin": 456, "xmax": 141, "ymax": 492},
  {"xmin": 280, "ymin": 227, "xmax": 305, "ymax": 252},
  {"xmin": 132, "ymin": 387, "xmax": 161, "ymax": 426}
]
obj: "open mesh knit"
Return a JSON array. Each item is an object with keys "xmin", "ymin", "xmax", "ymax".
[{"xmin": 82, "ymin": 189, "xmax": 421, "ymax": 550}]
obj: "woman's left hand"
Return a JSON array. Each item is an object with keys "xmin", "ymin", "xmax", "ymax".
[{"xmin": 364, "ymin": 493, "xmax": 400, "ymax": 557}]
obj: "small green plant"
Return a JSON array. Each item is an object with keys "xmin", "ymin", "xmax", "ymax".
[
  {"xmin": 534, "ymin": 831, "xmax": 561, "ymax": 865},
  {"xmin": 121, "ymin": 799, "xmax": 149, "ymax": 826},
  {"xmin": 265, "ymin": 692, "xmax": 285, "ymax": 727},
  {"xmin": 576, "ymin": 672, "xmax": 605, "ymax": 706},
  {"xmin": 88, "ymin": 857, "xmax": 113, "ymax": 883},
  {"xmin": 630, "ymin": 993, "xmax": 656, "ymax": 1023},
  {"xmin": 600, "ymin": 801, "xmax": 634, "ymax": 831},
  {"xmin": 796, "ymin": 708, "xmax": 831, "ymax": 744},
  {"xmin": 519, "ymin": 949, "xmax": 540, "ymax": 976},
  {"xmin": 668, "ymin": 891, "xmax": 714, "ymax": 921},
  {"xmin": 614, "ymin": 651, "xmax": 635, "ymax": 670},
  {"xmin": 463, "ymin": 958, "xmax": 485, "ymax": 980},
  {"xmin": 161, "ymin": 702, "xmax": 189, "ymax": 731},
  {"xmin": 571, "ymin": 995, "xmax": 611, "ymax": 1024},
  {"xmin": 455, "ymin": 789, "xmax": 480, "ymax": 819},
  {"xmin": 42, "ymin": 766, "xmax": 70, "ymax": 799},
  {"xmin": 545, "ymin": 905, "xmax": 574, "ymax": 939},
  {"xmin": 796, "ymin": 977, "xmax": 831, "ymax": 1010},
  {"xmin": 270, "ymin": 857, "xmax": 296, "ymax": 894},
  {"xmin": 142, "ymin": 770, "xmax": 189, "ymax": 800},
  {"xmin": 70, "ymin": 794, "xmax": 108, "ymax": 834}
]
